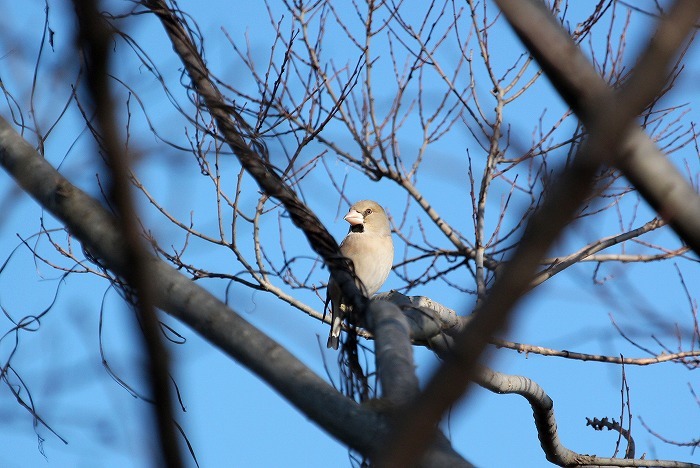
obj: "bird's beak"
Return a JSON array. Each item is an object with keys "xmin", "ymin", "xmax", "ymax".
[{"xmin": 344, "ymin": 209, "xmax": 364, "ymax": 226}]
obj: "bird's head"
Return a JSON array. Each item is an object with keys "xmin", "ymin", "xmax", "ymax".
[{"xmin": 344, "ymin": 200, "xmax": 390, "ymax": 235}]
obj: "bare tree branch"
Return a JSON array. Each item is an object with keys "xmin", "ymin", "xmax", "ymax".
[{"xmin": 492, "ymin": 338, "xmax": 700, "ymax": 367}]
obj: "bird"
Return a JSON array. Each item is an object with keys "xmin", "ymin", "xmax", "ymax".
[{"xmin": 326, "ymin": 200, "xmax": 394, "ymax": 350}]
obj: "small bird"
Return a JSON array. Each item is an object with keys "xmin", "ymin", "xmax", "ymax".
[{"xmin": 326, "ymin": 200, "xmax": 394, "ymax": 349}]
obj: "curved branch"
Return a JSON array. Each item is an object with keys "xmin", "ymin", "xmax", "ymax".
[{"xmin": 477, "ymin": 366, "xmax": 698, "ymax": 468}]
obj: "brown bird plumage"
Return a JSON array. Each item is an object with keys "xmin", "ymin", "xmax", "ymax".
[{"xmin": 326, "ymin": 200, "xmax": 394, "ymax": 349}]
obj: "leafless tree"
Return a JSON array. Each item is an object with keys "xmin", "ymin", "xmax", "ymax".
[{"xmin": 0, "ymin": 0, "xmax": 699, "ymax": 466}]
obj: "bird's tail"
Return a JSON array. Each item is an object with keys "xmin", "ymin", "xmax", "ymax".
[
  {"xmin": 326, "ymin": 334, "xmax": 339, "ymax": 350},
  {"xmin": 327, "ymin": 311, "xmax": 341, "ymax": 350}
]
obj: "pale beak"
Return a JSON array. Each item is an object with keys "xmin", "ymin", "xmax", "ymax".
[{"xmin": 344, "ymin": 209, "xmax": 364, "ymax": 226}]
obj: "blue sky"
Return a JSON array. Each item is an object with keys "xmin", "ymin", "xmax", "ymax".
[{"xmin": 1, "ymin": 1, "xmax": 699, "ymax": 467}]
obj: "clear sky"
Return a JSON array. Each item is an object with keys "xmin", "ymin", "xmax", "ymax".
[{"xmin": 1, "ymin": 1, "xmax": 698, "ymax": 467}]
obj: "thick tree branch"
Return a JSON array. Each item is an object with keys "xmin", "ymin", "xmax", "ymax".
[{"xmin": 364, "ymin": 301, "xmax": 473, "ymax": 467}]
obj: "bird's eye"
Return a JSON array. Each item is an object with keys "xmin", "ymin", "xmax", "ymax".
[{"xmin": 364, "ymin": 208, "xmax": 372, "ymax": 216}]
